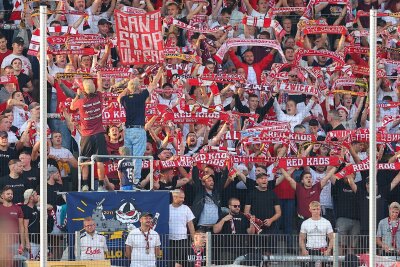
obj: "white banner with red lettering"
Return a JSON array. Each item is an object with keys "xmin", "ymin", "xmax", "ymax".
[{"xmin": 114, "ymin": 10, "xmax": 164, "ymax": 65}]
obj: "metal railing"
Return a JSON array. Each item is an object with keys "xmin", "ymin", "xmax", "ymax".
[
  {"xmin": 77, "ymin": 155, "xmax": 154, "ymax": 191},
  {"xmin": 1, "ymin": 233, "xmax": 397, "ymax": 266}
]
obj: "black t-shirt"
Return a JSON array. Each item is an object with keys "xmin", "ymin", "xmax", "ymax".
[
  {"xmin": 0, "ymin": 147, "xmax": 18, "ymax": 177},
  {"xmin": 47, "ymin": 183, "xmax": 64, "ymax": 207},
  {"xmin": 181, "ymin": 245, "xmax": 207, "ymax": 267},
  {"xmin": 159, "ymin": 176, "xmax": 178, "ymax": 190},
  {"xmin": 332, "ymin": 179, "xmax": 359, "ymax": 220},
  {"xmin": 120, "ymin": 89, "xmax": 150, "ymax": 126},
  {"xmin": 0, "ymin": 175, "xmax": 32, "ymax": 204},
  {"xmin": 245, "ymin": 188, "xmax": 280, "ymax": 221},
  {"xmin": 218, "ymin": 213, "xmax": 250, "ymax": 234},
  {"xmin": 22, "ymin": 166, "xmax": 39, "ymax": 190},
  {"xmin": 21, "ymin": 205, "xmax": 40, "ymax": 242},
  {"xmin": 356, "ymin": 184, "xmax": 387, "ymax": 233}
]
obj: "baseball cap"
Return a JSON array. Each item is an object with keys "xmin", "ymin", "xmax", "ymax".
[
  {"xmin": 12, "ymin": 37, "xmax": 24, "ymax": 45},
  {"xmin": 0, "ymin": 131, "xmax": 7, "ymax": 138},
  {"xmin": 140, "ymin": 212, "xmax": 153, "ymax": 219},
  {"xmin": 47, "ymin": 165, "xmax": 59, "ymax": 179},
  {"xmin": 23, "ymin": 189, "xmax": 35, "ymax": 204},
  {"xmin": 389, "ymin": 202, "xmax": 400, "ymax": 210},
  {"xmin": 98, "ymin": 18, "xmax": 112, "ymax": 25}
]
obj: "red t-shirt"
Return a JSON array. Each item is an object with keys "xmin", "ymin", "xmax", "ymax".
[
  {"xmin": 295, "ymin": 182, "xmax": 322, "ymax": 218},
  {"xmin": 274, "ymin": 179, "xmax": 295, "ymax": 200},
  {"xmin": 0, "ymin": 204, "xmax": 23, "ymax": 234},
  {"xmin": 73, "ymin": 92, "xmax": 105, "ymax": 136}
]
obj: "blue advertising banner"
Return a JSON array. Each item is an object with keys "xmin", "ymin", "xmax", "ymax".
[{"xmin": 67, "ymin": 191, "xmax": 170, "ymax": 266}]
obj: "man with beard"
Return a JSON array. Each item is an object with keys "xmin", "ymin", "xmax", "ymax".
[
  {"xmin": 184, "ymin": 132, "xmax": 205, "ymax": 156},
  {"xmin": 125, "ymin": 212, "xmax": 161, "ymax": 267},
  {"xmin": 22, "ymin": 189, "xmax": 40, "ymax": 260},
  {"xmin": 169, "ymin": 190, "xmax": 196, "ymax": 267},
  {"xmin": 244, "ymin": 173, "xmax": 281, "ymax": 254},
  {"xmin": 0, "ymin": 159, "xmax": 32, "ymax": 204},
  {"xmin": 0, "ymin": 186, "xmax": 24, "ymax": 259},
  {"xmin": 213, "ymin": 197, "xmax": 255, "ymax": 264},
  {"xmin": 191, "ymin": 165, "xmax": 228, "ymax": 231}
]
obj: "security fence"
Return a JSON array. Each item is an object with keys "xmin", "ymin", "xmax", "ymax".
[{"xmin": 0, "ymin": 233, "xmax": 396, "ymax": 266}]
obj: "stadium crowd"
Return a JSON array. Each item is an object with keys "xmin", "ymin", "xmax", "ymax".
[{"xmin": 0, "ymin": 0, "xmax": 400, "ymax": 265}]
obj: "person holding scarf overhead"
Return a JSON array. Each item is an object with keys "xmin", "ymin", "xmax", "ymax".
[{"xmin": 117, "ymin": 68, "xmax": 163, "ymax": 182}]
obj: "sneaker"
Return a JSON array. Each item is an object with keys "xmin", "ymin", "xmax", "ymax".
[
  {"xmin": 97, "ymin": 185, "xmax": 106, "ymax": 192},
  {"xmin": 81, "ymin": 185, "xmax": 89, "ymax": 192}
]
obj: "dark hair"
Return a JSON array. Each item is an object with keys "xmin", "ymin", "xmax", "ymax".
[
  {"xmin": 220, "ymin": 7, "xmax": 232, "ymax": 15},
  {"xmin": 256, "ymin": 173, "xmax": 268, "ymax": 179},
  {"xmin": 1, "ymin": 186, "xmax": 13, "ymax": 194},
  {"xmin": 10, "ymin": 57, "xmax": 22, "ymax": 65},
  {"xmin": 49, "ymin": 20, "xmax": 61, "ymax": 27},
  {"xmin": 299, "ymin": 171, "xmax": 312, "ymax": 182},
  {"xmin": 1, "ymin": 108, "xmax": 13, "ymax": 115},
  {"xmin": 248, "ymin": 93, "xmax": 258, "ymax": 99}
]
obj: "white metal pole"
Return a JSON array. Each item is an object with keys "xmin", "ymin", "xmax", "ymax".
[
  {"xmin": 369, "ymin": 9, "xmax": 377, "ymax": 267},
  {"xmin": 39, "ymin": 5, "xmax": 48, "ymax": 266}
]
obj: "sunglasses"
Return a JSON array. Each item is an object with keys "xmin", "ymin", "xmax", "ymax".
[{"xmin": 230, "ymin": 205, "xmax": 240, "ymax": 208}]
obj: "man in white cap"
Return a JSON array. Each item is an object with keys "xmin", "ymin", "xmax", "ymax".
[
  {"xmin": 21, "ymin": 188, "xmax": 40, "ymax": 259},
  {"xmin": 377, "ymin": 201, "xmax": 400, "ymax": 256}
]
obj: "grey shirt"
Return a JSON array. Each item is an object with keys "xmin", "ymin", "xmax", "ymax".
[
  {"xmin": 0, "ymin": 87, "xmax": 11, "ymax": 104},
  {"xmin": 377, "ymin": 217, "xmax": 400, "ymax": 250}
]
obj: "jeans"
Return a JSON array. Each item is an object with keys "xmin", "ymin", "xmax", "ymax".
[
  {"xmin": 278, "ymin": 199, "xmax": 295, "ymax": 246},
  {"xmin": 124, "ymin": 127, "xmax": 146, "ymax": 180},
  {"xmin": 49, "ymin": 92, "xmax": 72, "ymax": 150}
]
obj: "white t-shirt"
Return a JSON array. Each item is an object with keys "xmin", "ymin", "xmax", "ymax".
[
  {"xmin": 300, "ymin": 217, "xmax": 333, "ymax": 249},
  {"xmin": 125, "ymin": 228, "xmax": 161, "ymax": 267},
  {"xmin": 49, "ymin": 147, "xmax": 75, "ymax": 177},
  {"xmin": 80, "ymin": 232, "xmax": 108, "ymax": 260},
  {"xmin": 169, "ymin": 204, "xmax": 195, "ymax": 240},
  {"xmin": 12, "ymin": 106, "xmax": 27, "ymax": 129}
]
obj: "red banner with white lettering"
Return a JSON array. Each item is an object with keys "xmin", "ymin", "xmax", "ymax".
[
  {"xmin": 277, "ymin": 157, "xmax": 341, "ymax": 169},
  {"xmin": 114, "ymin": 9, "xmax": 164, "ymax": 65}
]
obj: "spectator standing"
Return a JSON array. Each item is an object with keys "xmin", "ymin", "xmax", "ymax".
[
  {"xmin": 1, "ymin": 37, "xmax": 32, "ymax": 77},
  {"xmin": 377, "ymin": 202, "xmax": 400, "ymax": 256},
  {"xmin": 0, "ymin": 159, "xmax": 32, "ymax": 204},
  {"xmin": 180, "ymin": 230, "xmax": 207, "ymax": 267},
  {"xmin": 169, "ymin": 190, "xmax": 196, "ymax": 267},
  {"xmin": 244, "ymin": 173, "xmax": 281, "ymax": 253},
  {"xmin": 299, "ymin": 201, "xmax": 334, "ymax": 264},
  {"xmin": 117, "ymin": 69, "xmax": 162, "ymax": 182},
  {"xmin": 22, "ymin": 189, "xmax": 40, "ymax": 260},
  {"xmin": 19, "ymin": 151, "xmax": 39, "ymax": 192},
  {"xmin": 79, "ymin": 217, "xmax": 108, "ymax": 260},
  {"xmin": 70, "ymin": 79, "xmax": 111, "ymax": 191},
  {"xmin": 48, "ymin": 131, "xmax": 78, "ymax": 191},
  {"xmin": 191, "ymin": 165, "xmax": 228, "ymax": 231},
  {"xmin": 0, "ymin": 186, "xmax": 24, "ymax": 259},
  {"xmin": 213, "ymin": 197, "xmax": 255, "ymax": 264},
  {"xmin": 125, "ymin": 212, "xmax": 161, "ymax": 267},
  {"xmin": 0, "ymin": 130, "xmax": 18, "ymax": 177}
]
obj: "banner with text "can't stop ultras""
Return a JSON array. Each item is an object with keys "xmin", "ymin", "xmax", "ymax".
[{"xmin": 114, "ymin": 9, "xmax": 164, "ymax": 65}]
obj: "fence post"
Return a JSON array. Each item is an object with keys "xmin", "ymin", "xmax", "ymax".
[
  {"xmin": 206, "ymin": 231, "xmax": 212, "ymax": 266},
  {"xmin": 333, "ymin": 233, "xmax": 339, "ymax": 267},
  {"xmin": 75, "ymin": 231, "xmax": 81, "ymax": 260}
]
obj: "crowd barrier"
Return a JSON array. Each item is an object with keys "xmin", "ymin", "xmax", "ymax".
[
  {"xmin": 77, "ymin": 155, "xmax": 154, "ymax": 191},
  {"xmin": 1, "ymin": 233, "xmax": 398, "ymax": 266}
]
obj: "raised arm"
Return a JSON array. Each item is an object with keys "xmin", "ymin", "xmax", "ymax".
[
  {"xmin": 280, "ymin": 168, "xmax": 297, "ymax": 190},
  {"xmin": 320, "ymin": 166, "xmax": 338, "ymax": 188}
]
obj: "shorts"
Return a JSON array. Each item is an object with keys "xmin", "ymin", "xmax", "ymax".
[{"xmin": 80, "ymin": 133, "xmax": 108, "ymax": 162}]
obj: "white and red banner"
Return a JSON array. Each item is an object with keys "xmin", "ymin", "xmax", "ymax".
[
  {"xmin": 114, "ymin": 9, "xmax": 164, "ymax": 65},
  {"xmin": 277, "ymin": 157, "xmax": 342, "ymax": 169}
]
